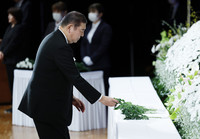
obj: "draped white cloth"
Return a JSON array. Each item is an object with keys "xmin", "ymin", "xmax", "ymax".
[
  {"xmin": 107, "ymin": 77, "xmax": 181, "ymax": 139},
  {"xmin": 12, "ymin": 70, "xmax": 106, "ymax": 131}
]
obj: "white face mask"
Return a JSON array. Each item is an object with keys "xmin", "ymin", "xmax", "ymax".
[
  {"xmin": 88, "ymin": 12, "xmax": 99, "ymax": 22},
  {"xmin": 52, "ymin": 13, "xmax": 62, "ymax": 22}
]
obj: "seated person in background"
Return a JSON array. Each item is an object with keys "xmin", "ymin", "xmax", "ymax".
[
  {"xmin": 80, "ymin": 3, "xmax": 112, "ymax": 96},
  {"xmin": 0, "ymin": 7, "xmax": 27, "ymax": 113},
  {"xmin": 43, "ymin": 1, "xmax": 67, "ymax": 38}
]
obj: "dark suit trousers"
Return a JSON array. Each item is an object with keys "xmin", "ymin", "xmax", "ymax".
[{"xmin": 33, "ymin": 119, "xmax": 70, "ymax": 139}]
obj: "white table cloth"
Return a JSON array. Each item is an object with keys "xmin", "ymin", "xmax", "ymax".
[
  {"xmin": 107, "ymin": 77, "xmax": 181, "ymax": 139},
  {"xmin": 12, "ymin": 69, "xmax": 106, "ymax": 131}
]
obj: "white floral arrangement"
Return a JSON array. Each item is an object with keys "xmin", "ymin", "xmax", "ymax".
[
  {"xmin": 165, "ymin": 63, "xmax": 200, "ymax": 139},
  {"xmin": 16, "ymin": 58, "xmax": 34, "ymax": 69},
  {"xmin": 152, "ymin": 20, "xmax": 200, "ymax": 139},
  {"xmin": 152, "ymin": 23, "xmax": 186, "ymax": 92}
]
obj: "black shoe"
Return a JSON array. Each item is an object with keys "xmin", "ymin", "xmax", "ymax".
[{"xmin": 4, "ymin": 108, "xmax": 12, "ymax": 114}]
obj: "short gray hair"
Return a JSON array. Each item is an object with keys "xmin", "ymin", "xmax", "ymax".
[{"xmin": 60, "ymin": 11, "xmax": 87, "ymax": 28}]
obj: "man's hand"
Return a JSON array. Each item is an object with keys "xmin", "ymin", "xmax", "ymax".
[
  {"xmin": 99, "ymin": 96, "xmax": 119, "ymax": 107},
  {"xmin": 0, "ymin": 51, "xmax": 4, "ymax": 60},
  {"xmin": 72, "ymin": 96, "xmax": 85, "ymax": 112}
]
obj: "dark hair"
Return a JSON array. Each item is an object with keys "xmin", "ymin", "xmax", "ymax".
[
  {"xmin": 52, "ymin": 1, "xmax": 67, "ymax": 12},
  {"xmin": 88, "ymin": 3, "xmax": 104, "ymax": 13},
  {"xmin": 7, "ymin": 7, "xmax": 22, "ymax": 23},
  {"xmin": 60, "ymin": 11, "xmax": 87, "ymax": 28}
]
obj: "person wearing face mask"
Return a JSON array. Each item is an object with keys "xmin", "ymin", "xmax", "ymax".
[
  {"xmin": 43, "ymin": 1, "xmax": 67, "ymax": 38},
  {"xmin": 80, "ymin": 3, "xmax": 112, "ymax": 96}
]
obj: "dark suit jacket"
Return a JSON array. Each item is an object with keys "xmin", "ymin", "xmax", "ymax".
[
  {"xmin": 0, "ymin": 24, "xmax": 27, "ymax": 65},
  {"xmin": 18, "ymin": 29, "xmax": 101, "ymax": 126},
  {"xmin": 80, "ymin": 20, "xmax": 112, "ymax": 70}
]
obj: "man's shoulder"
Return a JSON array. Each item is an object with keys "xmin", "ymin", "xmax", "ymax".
[
  {"xmin": 44, "ymin": 30, "xmax": 62, "ymax": 41},
  {"xmin": 41, "ymin": 30, "xmax": 68, "ymax": 48}
]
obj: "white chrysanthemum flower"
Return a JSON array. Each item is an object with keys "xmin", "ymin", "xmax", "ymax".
[
  {"xmin": 16, "ymin": 57, "xmax": 34, "ymax": 69},
  {"xmin": 16, "ymin": 63, "xmax": 20, "ymax": 68},
  {"xmin": 25, "ymin": 58, "xmax": 29, "ymax": 62},
  {"xmin": 151, "ymin": 45, "xmax": 156, "ymax": 53}
]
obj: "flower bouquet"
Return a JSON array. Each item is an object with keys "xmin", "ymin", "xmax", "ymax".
[
  {"xmin": 16, "ymin": 58, "xmax": 34, "ymax": 70},
  {"xmin": 114, "ymin": 98, "xmax": 157, "ymax": 120}
]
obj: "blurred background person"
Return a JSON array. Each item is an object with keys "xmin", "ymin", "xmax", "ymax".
[
  {"xmin": 168, "ymin": 0, "xmax": 180, "ymax": 22},
  {"xmin": 14, "ymin": 0, "xmax": 32, "ymax": 28},
  {"xmin": 0, "ymin": 7, "xmax": 27, "ymax": 113},
  {"xmin": 80, "ymin": 3, "xmax": 112, "ymax": 96},
  {"xmin": 0, "ymin": 1, "xmax": 15, "ymax": 42},
  {"xmin": 43, "ymin": 1, "xmax": 67, "ymax": 38},
  {"xmin": 13, "ymin": 0, "xmax": 39, "ymax": 60}
]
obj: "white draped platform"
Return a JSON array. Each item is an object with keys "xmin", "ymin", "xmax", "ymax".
[
  {"xmin": 107, "ymin": 77, "xmax": 181, "ymax": 139},
  {"xmin": 12, "ymin": 69, "xmax": 106, "ymax": 131}
]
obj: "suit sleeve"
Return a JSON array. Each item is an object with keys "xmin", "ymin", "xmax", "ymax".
[{"xmin": 54, "ymin": 45, "xmax": 101, "ymax": 104}]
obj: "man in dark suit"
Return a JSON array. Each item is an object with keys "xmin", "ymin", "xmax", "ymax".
[
  {"xmin": 80, "ymin": 3, "xmax": 112, "ymax": 96},
  {"xmin": 18, "ymin": 11, "xmax": 118, "ymax": 139}
]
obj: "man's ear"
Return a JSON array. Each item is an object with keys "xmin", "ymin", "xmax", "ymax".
[{"xmin": 66, "ymin": 24, "xmax": 74, "ymax": 33}]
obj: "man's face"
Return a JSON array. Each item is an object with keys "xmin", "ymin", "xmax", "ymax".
[{"xmin": 70, "ymin": 23, "xmax": 86, "ymax": 43}]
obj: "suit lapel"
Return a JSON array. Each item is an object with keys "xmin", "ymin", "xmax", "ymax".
[{"xmin": 91, "ymin": 21, "xmax": 103, "ymax": 43}]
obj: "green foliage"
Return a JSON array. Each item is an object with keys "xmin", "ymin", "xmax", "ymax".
[
  {"xmin": 114, "ymin": 98, "xmax": 156, "ymax": 120},
  {"xmin": 160, "ymin": 30, "xmax": 169, "ymax": 43},
  {"xmin": 151, "ymin": 76, "xmax": 169, "ymax": 102},
  {"xmin": 75, "ymin": 62, "xmax": 90, "ymax": 72},
  {"xmin": 190, "ymin": 6, "xmax": 200, "ymax": 27},
  {"xmin": 169, "ymin": 107, "xmax": 180, "ymax": 120},
  {"xmin": 161, "ymin": 20, "xmax": 187, "ymax": 37}
]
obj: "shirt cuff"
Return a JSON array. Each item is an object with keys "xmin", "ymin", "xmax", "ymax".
[{"xmin": 97, "ymin": 94, "xmax": 103, "ymax": 101}]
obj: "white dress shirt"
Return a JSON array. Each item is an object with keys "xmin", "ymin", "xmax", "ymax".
[
  {"xmin": 58, "ymin": 26, "xmax": 68, "ymax": 44},
  {"xmin": 87, "ymin": 20, "xmax": 101, "ymax": 44}
]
